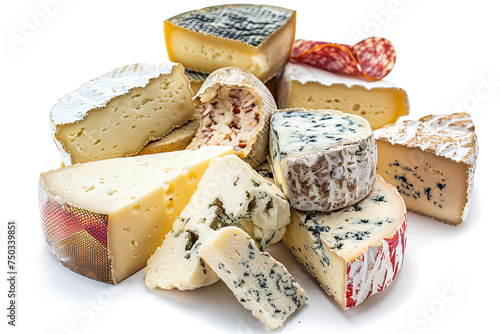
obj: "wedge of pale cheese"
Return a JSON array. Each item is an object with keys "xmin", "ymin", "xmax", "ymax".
[
  {"xmin": 51, "ymin": 63, "xmax": 195, "ymax": 165},
  {"xmin": 374, "ymin": 113, "xmax": 478, "ymax": 225},
  {"xmin": 164, "ymin": 4, "xmax": 296, "ymax": 83},
  {"xmin": 199, "ymin": 226, "xmax": 307, "ymax": 331},
  {"xmin": 39, "ymin": 146, "xmax": 233, "ymax": 284},
  {"xmin": 278, "ymin": 62, "xmax": 409, "ymax": 129},
  {"xmin": 282, "ymin": 175, "xmax": 407, "ymax": 309},
  {"xmin": 145, "ymin": 155, "xmax": 290, "ymax": 290},
  {"xmin": 269, "ymin": 108, "xmax": 376, "ymax": 212},
  {"xmin": 188, "ymin": 67, "xmax": 277, "ymax": 168}
]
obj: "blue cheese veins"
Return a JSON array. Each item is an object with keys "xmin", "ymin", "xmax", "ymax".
[
  {"xmin": 269, "ymin": 108, "xmax": 377, "ymax": 212},
  {"xmin": 145, "ymin": 155, "xmax": 290, "ymax": 290},
  {"xmin": 199, "ymin": 226, "xmax": 307, "ymax": 330}
]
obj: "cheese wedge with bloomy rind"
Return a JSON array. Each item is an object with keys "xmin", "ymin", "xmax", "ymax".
[
  {"xmin": 374, "ymin": 113, "xmax": 478, "ymax": 225},
  {"xmin": 188, "ymin": 67, "xmax": 277, "ymax": 168},
  {"xmin": 199, "ymin": 226, "xmax": 307, "ymax": 331},
  {"xmin": 39, "ymin": 146, "xmax": 233, "ymax": 284},
  {"xmin": 269, "ymin": 108, "xmax": 377, "ymax": 212},
  {"xmin": 282, "ymin": 175, "xmax": 407, "ymax": 309},
  {"xmin": 51, "ymin": 63, "xmax": 195, "ymax": 165},
  {"xmin": 278, "ymin": 62, "xmax": 409, "ymax": 130},
  {"xmin": 164, "ymin": 4, "xmax": 296, "ymax": 83},
  {"xmin": 145, "ymin": 155, "xmax": 290, "ymax": 290}
]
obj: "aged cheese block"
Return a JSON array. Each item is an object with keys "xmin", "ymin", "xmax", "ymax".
[
  {"xmin": 136, "ymin": 109, "xmax": 200, "ymax": 155},
  {"xmin": 374, "ymin": 113, "xmax": 478, "ymax": 225},
  {"xmin": 277, "ymin": 62, "xmax": 409, "ymax": 129},
  {"xmin": 39, "ymin": 146, "xmax": 233, "ymax": 284},
  {"xmin": 199, "ymin": 226, "xmax": 307, "ymax": 330},
  {"xmin": 187, "ymin": 67, "xmax": 277, "ymax": 168},
  {"xmin": 269, "ymin": 108, "xmax": 377, "ymax": 212},
  {"xmin": 164, "ymin": 4, "xmax": 296, "ymax": 83},
  {"xmin": 145, "ymin": 155, "xmax": 290, "ymax": 290},
  {"xmin": 282, "ymin": 175, "xmax": 407, "ymax": 309},
  {"xmin": 51, "ymin": 63, "xmax": 195, "ymax": 165}
]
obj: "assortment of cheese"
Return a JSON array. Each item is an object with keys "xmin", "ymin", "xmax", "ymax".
[{"xmin": 39, "ymin": 3, "xmax": 479, "ymax": 331}]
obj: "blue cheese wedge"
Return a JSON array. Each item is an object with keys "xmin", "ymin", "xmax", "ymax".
[
  {"xmin": 269, "ymin": 108, "xmax": 377, "ymax": 212},
  {"xmin": 145, "ymin": 155, "xmax": 290, "ymax": 290},
  {"xmin": 51, "ymin": 63, "xmax": 195, "ymax": 165},
  {"xmin": 374, "ymin": 113, "xmax": 478, "ymax": 225},
  {"xmin": 164, "ymin": 4, "xmax": 296, "ymax": 83},
  {"xmin": 199, "ymin": 226, "xmax": 307, "ymax": 331},
  {"xmin": 282, "ymin": 175, "xmax": 407, "ymax": 309}
]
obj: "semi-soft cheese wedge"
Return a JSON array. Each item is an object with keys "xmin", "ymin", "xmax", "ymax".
[
  {"xmin": 278, "ymin": 62, "xmax": 409, "ymax": 129},
  {"xmin": 374, "ymin": 113, "xmax": 478, "ymax": 225},
  {"xmin": 145, "ymin": 155, "xmax": 290, "ymax": 290},
  {"xmin": 51, "ymin": 63, "xmax": 195, "ymax": 165},
  {"xmin": 164, "ymin": 4, "xmax": 296, "ymax": 83},
  {"xmin": 282, "ymin": 175, "xmax": 407, "ymax": 309},
  {"xmin": 199, "ymin": 226, "xmax": 307, "ymax": 331},
  {"xmin": 187, "ymin": 67, "xmax": 277, "ymax": 167},
  {"xmin": 39, "ymin": 146, "xmax": 233, "ymax": 284},
  {"xmin": 269, "ymin": 108, "xmax": 377, "ymax": 212}
]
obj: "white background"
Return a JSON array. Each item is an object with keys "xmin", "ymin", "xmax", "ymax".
[{"xmin": 1, "ymin": 0, "xmax": 499, "ymax": 333}]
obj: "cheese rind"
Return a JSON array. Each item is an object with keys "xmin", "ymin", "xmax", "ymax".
[
  {"xmin": 277, "ymin": 62, "xmax": 409, "ymax": 129},
  {"xmin": 145, "ymin": 155, "xmax": 290, "ymax": 290},
  {"xmin": 51, "ymin": 63, "xmax": 195, "ymax": 165},
  {"xmin": 39, "ymin": 146, "xmax": 233, "ymax": 284},
  {"xmin": 374, "ymin": 113, "xmax": 478, "ymax": 225},
  {"xmin": 188, "ymin": 67, "xmax": 277, "ymax": 168},
  {"xmin": 199, "ymin": 226, "xmax": 307, "ymax": 330},
  {"xmin": 269, "ymin": 108, "xmax": 377, "ymax": 212},
  {"xmin": 282, "ymin": 175, "xmax": 407, "ymax": 309},
  {"xmin": 164, "ymin": 4, "xmax": 296, "ymax": 82},
  {"xmin": 135, "ymin": 109, "xmax": 200, "ymax": 155}
]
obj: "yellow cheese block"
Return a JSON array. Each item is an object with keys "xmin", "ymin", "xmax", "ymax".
[
  {"xmin": 39, "ymin": 146, "xmax": 234, "ymax": 284},
  {"xmin": 278, "ymin": 62, "xmax": 409, "ymax": 129},
  {"xmin": 164, "ymin": 4, "xmax": 296, "ymax": 83}
]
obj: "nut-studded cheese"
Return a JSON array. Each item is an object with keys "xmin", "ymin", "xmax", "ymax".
[
  {"xmin": 269, "ymin": 108, "xmax": 377, "ymax": 212},
  {"xmin": 39, "ymin": 146, "xmax": 233, "ymax": 284},
  {"xmin": 278, "ymin": 62, "xmax": 409, "ymax": 129},
  {"xmin": 374, "ymin": 113, "xmax": 478, "ymax": 225},
  {"xmin": 51, "ymin": 63, "xmax": 195, "ymax": 165},
  {"xmin": 282, "ymin": 175, "xmax": 407, "ymax": 309},
  {"xmin": 164, "ymin": 4, "xmax": 296, "ymax": 83},
  {"xmin": 187, "ymin": 67, "xmax": 277, "ymax": 168},
  {"xmin": 199, "ymin": 226, "xmax": 307, "ymax": 330},
  {"xmin": 145, "ymin": 155, "xmax": 290, "ymax": 290}
]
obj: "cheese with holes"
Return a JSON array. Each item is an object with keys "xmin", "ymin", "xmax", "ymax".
[
  {"xmin": 38, "ymin": 146, "xmax": 233, "ymax": 284},
  {"xmin": 145, "ymin": 155, "xmax": 290, "ymax": 290},
  {"xmin": 187, "ymin": 67, "xmax": 277, "ymax": 168},
  {"xmin": 164, "ymin": 4, "xmax": 296, "ymax": 83},
  {"xmin": 282, "ymin": 175, "xmax": 407, "ymax": 309},
  {"xmin": 199, "ymin": 226, "xmax": 307, "ymax": 330},
  {"xmin": 51, "ymin": 63, "xmax": 195, "ymax": 165},
  {"xmin": 277, "ymin": 62, "xmax": 409, "ymax": 129},
  {"xmin": 374, "ymin": 113, "xmax": 478, "ymax": 225},
  {"xmin": 269, "ymin": 108, "xmax": 377, "ymax": 212},
  {"xmin": 136, "ymin": 110, "xmax": 200, "ymax": 155}
]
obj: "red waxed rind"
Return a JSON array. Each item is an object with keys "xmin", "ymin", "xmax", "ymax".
[
  {"xmin": 344, "ymin": 212, "xmax": 407, "ymax": 309},
  {"xmin": 291, "ymin": 37, "xmax": 396, "ymax": 81}
]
